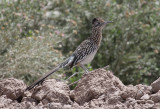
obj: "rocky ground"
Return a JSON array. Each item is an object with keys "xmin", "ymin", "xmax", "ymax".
[{"xmin": 0, "ymin": 68, "xmax": 160, "ymax": 109}]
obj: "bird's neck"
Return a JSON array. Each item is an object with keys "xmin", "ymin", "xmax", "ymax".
[{"xmin": 89, "ymin": 28, "xmax": 102, "ymax": 46}]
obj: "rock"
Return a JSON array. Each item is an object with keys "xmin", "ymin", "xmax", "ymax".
[
  {"xmin": 120, "ymin": 85, "xmax": 139, "ymax": 100},
  {"xmin": 125, "ymin": 97, "xmax": 136, "ymax": 107},
  {"xmin": 70, "ymin": 69, "xmax": 125, "ymax": 105},
  {"xmin": 31, "ymin": 79, "xmax": 72, "ymax": 105},
  {"xmin": 136, "ymin": 100, "xmax": 145, "ymax": 104},
  {"xmin": 143, "ymin": 102, "xmax": 154, "ymax": 109},
  {"xmin": 146, "ymin": 100, "xmax": 154, "ymax": 104},
  {"xmin": 120, "ymin": 84, "xmax": 151, "ymax": 100},
  {"xmin": 114, "ymin": 103, "xmax": 126, "ymax": 109},
  {"xmin": 0, "ymin": 95, "xmax": 25, "ymax": 109},
  {"xmin": 151, "ymin": 77, "xmax": 160, "ymax": 93},
  {"xmin": 72, "ymin": 102, "xmax": 84, "ymax": 109},
  {"xmin": 22, "ymin": 97, "xmax": 37, "ymax": 105},
  {"xmin": 63, "ymin": 104, "xmax": 72, "ymax": 109},
  {"xmin": 47, "ymin": 102, "xmax": 62, "ymax": 109},
  {"xmin": 1, "ymin": 68, "xmax": 160, "ymax": 109},
  {"xmin": 0, "ymin": 95, "xmax": 12, "ymax": 108},
  {"xmin": 22, "ymin": 101, "xmax": 36, "ymax": 109},
  {"xmin": 140, "ymin": 94, "xmax": 150, "ymax": 100},
  {"xmin": 150, "ymin": 90, "xmax": 160, "ymax": 103},
  {"xmin": 108, "ymin": 95, "xmax": 122, "ymax": 105},
  {"xmin": 0, "ymin": 78, "xmax": 26, "ymax": 100},
  {"xmin": 153, "ymin": 103, "xmax": 160, "ymax": 109}
]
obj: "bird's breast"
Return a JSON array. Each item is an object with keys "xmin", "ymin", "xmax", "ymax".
[{"xmin": 80, "ymin": 50, "xmax": 97, "ymax": 65}]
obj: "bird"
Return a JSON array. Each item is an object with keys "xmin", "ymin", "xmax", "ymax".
[{"xmin": 25, "ymin": 17, "xmax": 113, "ymax": 91}]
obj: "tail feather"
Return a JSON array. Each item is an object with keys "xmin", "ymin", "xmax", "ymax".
[
  {"xmin": 25, "ymin": 56, "xmax": 75, "ymax": 91},
  {"xmin": 25, "ymin": 65, "xmax": 60, "ymax": 91}
]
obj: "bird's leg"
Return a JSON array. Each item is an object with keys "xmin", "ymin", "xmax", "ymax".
[
  {"xmin": 68, "ymin": 65, "xmax": 89, "ymax": 86},
  {"xmin": 69, "ymin": 79, "xmax": 81, "ymax": 86},
  {"xmin": 66, "ymin": 72, "xmax": 79, "ymax": 81},
  {"xmin": 80, "ymin": 64, "xmax": 89, "ymax": 74},
  {"xmin": 66, "ymin": 65, "xmax": 89, "ymax": 81}
]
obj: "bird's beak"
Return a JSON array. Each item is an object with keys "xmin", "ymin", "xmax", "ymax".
[
  {"xmin": 102, "ymin": 21, "xmax": 113, "ymax": 27},
  {"xmin": 104, "ymin": 21, "xmax": 113, "ymax": 24}
]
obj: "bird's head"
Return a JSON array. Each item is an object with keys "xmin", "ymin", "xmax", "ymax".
[{"xmin": 92, "ymin": 17, "xmax": 113, "ymax": 30}]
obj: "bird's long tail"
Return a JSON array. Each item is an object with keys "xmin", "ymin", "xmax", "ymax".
[{"xmin": 25, "ymin": 56, "xmax": 75, "ymax": 91}]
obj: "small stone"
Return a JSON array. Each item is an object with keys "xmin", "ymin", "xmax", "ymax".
[
  {"xmin": 115, "ymin": 104, "xmax": 124, "ymax": 109},
  {"xmin": 63, "ymin": 104, "xmax": 72, "ymax": 109},
  {"xmin": 137, "ymin": 100, "xmax": 145, "ymax": 104},
  {"xmin": 153, "ymin": 103, "xmax": 160, "ymax": 109},
  {"xmin": 42, "ymin": 99, "xmax": 49, "ymax": 105},
  {"xmin": 24, "ymin": 102, "xmax": 33, "ymax": 109},
  {"xmin": 89, "ymin": 101, "xmax": 96, "ymax": 108},
  {"xmin": 126, "ymin": 97, "xmax": 137, "ymax": 106},
  {"xmin": 146, "ymin": 100, "xmax": 154, "ymax": 104},
  {"xmin": 143, "ymin": 103, "xmax": 154, "ymax": 109},
  {"xmin": 136, "ymin": 91, "xmax": 144, "ymax": 99},
  {"xmin": 108, "ymin": 96, "xmax": 122, "ymax": 105},
  {"xmin": 120, "ymin": 92, "xmax": 128, "ymax": 99},
  {"xmin": 126, "ymin": 97, "xmax": 135, "ymax": 102},
  {"xmin": 140, "ymin": 94, "xmax": 150, "ymax": 100},
  {"xmin": 48, "ymin": 102, "xmax": 62, "ymax": 109}
]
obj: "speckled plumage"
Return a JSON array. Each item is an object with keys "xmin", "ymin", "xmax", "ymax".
[
  {"xmin": 26, "ymin": 17, "xmax": 112, "ymax": 90},
  {"xmin": 61, "ymin": 18, "xmax": 106, "ymax": 68}
]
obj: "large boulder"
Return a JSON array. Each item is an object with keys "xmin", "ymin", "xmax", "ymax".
[
  {"xmin": 31, "ymin": 79, "xmax": 72, "ymax": 105},
  {"xmin": 0, "ymin": 78, "xmax": 26, "ymax": 100},
  {"xmin": 70, "ymin": 68, "xmax": 125, "ymax": 105}
]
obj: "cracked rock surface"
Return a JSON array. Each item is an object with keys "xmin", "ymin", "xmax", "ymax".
[{"xmin": 0, "ymin": 68, "xmax": 160, "ymax": 109}]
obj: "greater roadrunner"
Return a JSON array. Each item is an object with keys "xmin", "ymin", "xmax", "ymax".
[{"xmin": 26, "ymin": 17, "xmax": 112, "ymax": 90}]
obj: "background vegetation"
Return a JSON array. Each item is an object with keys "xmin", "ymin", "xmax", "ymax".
[{"xmin": 0, "ymin": 0, "xmax": 160, "ymax": 85}]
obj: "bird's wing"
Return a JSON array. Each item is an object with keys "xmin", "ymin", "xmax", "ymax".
[{"xmin": 72, "ymin": 40, "xmax": 97, "ymax": 65}]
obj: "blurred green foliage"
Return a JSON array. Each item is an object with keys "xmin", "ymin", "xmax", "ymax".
[
  {"xmin": 0, "ymin": 0, "xmax": 160, "ymax": 85},
  {"xmin": 0, "ymin": 0, "xmax": 65, "ymax": 84}
]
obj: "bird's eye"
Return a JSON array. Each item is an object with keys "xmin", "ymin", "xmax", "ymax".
[{"xmin": 95, "ymin": 22, "xmax": 100, "ymax": 26}]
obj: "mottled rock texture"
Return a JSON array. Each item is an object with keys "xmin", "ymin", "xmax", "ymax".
[{"xmin": 0, "ymin": 69, "xmax": 160, "ymax": 109}]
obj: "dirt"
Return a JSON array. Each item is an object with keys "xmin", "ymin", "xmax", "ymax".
[{"xmin": 0, "ymin": 68, "xmax": 160, "ymax": 109}]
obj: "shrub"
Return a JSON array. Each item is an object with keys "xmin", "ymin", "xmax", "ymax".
[
  {"xmin": 0, "ymin": 0, "xmax": 160, "ymax": 85},
  {"xmin": 46, "ymin": 0, "xmax": 160, "ymax": 85},
  {"xmin": 0, "ymin": 35, "xmax": 64, "ymax": 84}
]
